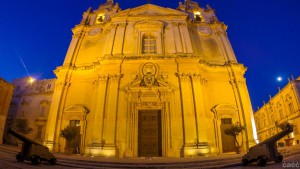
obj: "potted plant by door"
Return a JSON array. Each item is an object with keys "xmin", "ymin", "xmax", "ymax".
[
  {"xmin": 60, "ymin": 125, "xmax": 79, "ymax": 155},
  {"xmin": 224, "ymin": 123, "xmax": 245, "ymax": 154},
  {"xmin": 14, "ymin": 118, "xmax": 33, "ymax": 147}
]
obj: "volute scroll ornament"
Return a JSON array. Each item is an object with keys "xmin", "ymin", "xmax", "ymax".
[
  {"xmin": 197, "ymin": 26, "xmax": 212, "ymax": 36},
  {"xmin": 88, "ymin": 27, "xmax": 102, "ymax": 36}
]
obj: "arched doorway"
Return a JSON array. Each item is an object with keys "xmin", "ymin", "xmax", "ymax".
[
  {"xmin": 62, "ymin": 105, "xmax": 89, "ymax": 153},
  {"xmin": 211, "ymin": 104, "xmax": 240, "ymax": 153}
]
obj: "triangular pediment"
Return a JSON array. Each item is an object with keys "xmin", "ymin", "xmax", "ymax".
[
  {"xmin": 121, "ymin": 77, "xmax": 174, "ymax": 92},
  {"xmin": 64, "ymin": 104, "xmax": 89, "ymax": 114},
  {"xmin": 213, "ymin": 104, "xmax": 238, "ymax": 111},
  {"xmin": 111, "ymin": 4, "xmax": 187, "ymax": 18}
]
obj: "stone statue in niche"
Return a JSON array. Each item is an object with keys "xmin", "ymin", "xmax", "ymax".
[{"xmin": 140, "ymin": 62, "xmax": 159, "ymax": 87}]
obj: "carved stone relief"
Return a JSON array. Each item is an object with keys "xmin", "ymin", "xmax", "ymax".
[{"xmin": 140, "ymin": 62, "xmax": 159, "ymax": 87}]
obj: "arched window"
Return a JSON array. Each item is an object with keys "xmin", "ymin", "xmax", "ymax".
[
  {"xmin": 142, "ymin": 33, "xmax": 157, "ymax": 54},
  {"xmin": 20, "ymin": 101, "xmax": 29, "ymax": 118},
  {"xmin": 39, "ymin": 101, "xmax": 49, "ymax": 117}
]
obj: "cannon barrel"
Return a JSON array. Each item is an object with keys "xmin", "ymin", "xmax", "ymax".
[
  {"xmin": 260, "ymin": 123, "xmax": 293, "ymax": 145},
  {"xmin": 8, "ymin": 128, "xmax": 42, "ymax": 146}
]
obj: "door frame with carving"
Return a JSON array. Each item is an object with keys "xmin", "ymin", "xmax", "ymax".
[
  {"xmin": 61, "ymin": 105, "xmax": 89, "ymax": 153},
  {"xmin": 211, "ymin": 104, "xmax": 240, "ymax": 154}
]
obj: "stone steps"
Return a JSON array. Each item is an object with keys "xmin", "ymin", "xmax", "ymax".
[
  {"xmin": 0, "ymin": 144, "xmax": 243, "ymax": 168},
  {"xmin": 1, "ymin": 144, "xmax": 299, "ymax": 168},
  {"xmin": 56, "ymin": 156, "xmax": 241, "ymax": 169},
  {"xmin": 0, "ymin": 147, "xmax": 17, "ymax": 155}
]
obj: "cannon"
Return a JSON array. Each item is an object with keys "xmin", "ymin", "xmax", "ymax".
[
  {"xmin": 8, "ymin": 128, "xmax": 56, "ymax": 165},
  {"xmin": 242, "ymin": 123, "xmax": 293, "ymax": 167}
]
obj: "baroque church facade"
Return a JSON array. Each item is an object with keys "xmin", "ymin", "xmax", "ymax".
[{"xmin": 44, "ymin": 0, "xmax": 257, "ymax": 157}]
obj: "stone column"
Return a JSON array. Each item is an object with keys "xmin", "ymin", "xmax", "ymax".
[
  {"xmin": 177, "ymin": 73, "xmax": 197, "ymax": 156},
  {"xmin": 104, "ymin": 24, "xmax": 117, "ymax": 56},
  {"xmin": 103, "ymin": 74, "xmax": 121, "ymax": 147},
  {"xmin": 172, "ymin": 22, "xmax": 183, "ymax": 53},
  {"xmin": 229, "ymin": 67, "xmax": 256, "ymax": 150},
  {"xmin": 234, "ymin": 78, "xmax": 257, "ymax": 148},
  {"xmin": 44, "ymin": 70, "xmax": 70, "ymax": 152},
  {"xmin": 215, "ymin": 28, "xmax": 237, "ymax": 63},
  {"xmin": 112, "ymin": 23, "xmax": 126, "ymax": 55},
  {"xmin": 190, "ymin": 74, "xmax": 209, "ymax": 144},
  {"xmin": 179, "ymin": 23, "xmax": 193, "ymax": 54},
  {"xmin": 63, "ymin": 26, "xmax": 85, "ymax": 66},
  {"xmin": 88, "ymin": 75, "xmax": 109, "ymax": 148},
  {"xmin": 87, "ymin": 73, "xmax": 121, "ymax": 157}
]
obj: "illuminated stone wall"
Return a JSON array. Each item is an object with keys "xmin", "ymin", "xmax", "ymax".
[
  {"xmin": 254, "ymin": 77, "xmax": 300, "ymax": 146},
  {"xmin": 0, "ymin": 78, "xmax": 14, "ymax": 144},
  {"xmin": 45, "ymin": 0, "xmax": 257, "ymax": 157},
  {"xmin": 4, "ymin": 77, "xmax": 55, "ymax": 144}
]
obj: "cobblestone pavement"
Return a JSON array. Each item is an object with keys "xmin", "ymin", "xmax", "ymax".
[
  {"xmin": 0, "ymin": 151, "xmax": 81, "ymax": 169},
  {"xmin": 1, "ymin": 143, "xmax": 299, "ymax": 169},
  {"xmin": 228, "ymin": 154, "xmax": 300, "ymax": 169}
]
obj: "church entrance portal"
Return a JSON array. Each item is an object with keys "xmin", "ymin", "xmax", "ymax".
[
  {"xmin": 138, "ymin": 110, "xmax": 162, "ymax": 157},
  {"xmin": 220, "ymin": 118, "xmax": 235, "ymax": 153}
]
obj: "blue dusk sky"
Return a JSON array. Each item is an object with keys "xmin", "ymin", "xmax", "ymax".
[{"xmin": 0, "ymin": 0, "xmax": 300, "ymax": 111}]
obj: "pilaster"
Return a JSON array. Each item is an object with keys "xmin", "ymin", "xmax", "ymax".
[
  {"xmin": 89, "ymin": 74, "xmax": 109, "ymax": 146},
  {"xmin": 177, "ymin": 73, "xmax": 197, "ymax": 154},
  {"xmin": 172, "ymin": 22, "xmax": 183, "ymax": 53},
  {"xmin": 63, "ymin": 26, "xmax": 85, "ymax": 66},
  {"xmin": 179, "ymin": 23, "xmax": 193, "ymax": 54},
  {"xmin": 44, "ymin": 68, "xmax": 71, "ymax": 152},
  {"xmin": 215, "ymin": 28, "xmax": 237, "ymax": 63},
  {"xmin": 113, "ymin": 23, "xmax": 127, "ymax": 55},
  {"xmin": 105, "ymin": 24, "xmax": 118, "ymax": 55},
  {"xmin": 190, "ymin": 74, "xmax": 209, "ymax": 144}
]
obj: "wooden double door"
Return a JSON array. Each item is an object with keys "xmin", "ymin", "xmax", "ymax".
[
  {"xmin": 221, "ymin": 118, "xmax": 235, "ymax": 153},
  {"xmin": 138, "ymin": 110, "xmax": 162, "ymax": 157}
]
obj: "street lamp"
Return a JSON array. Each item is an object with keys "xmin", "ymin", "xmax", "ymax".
[{"xmin": 28, "ymin": 77, "xmax": 36, "ymax": 84}]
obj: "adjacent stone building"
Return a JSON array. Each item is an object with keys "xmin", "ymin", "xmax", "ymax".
[
  {"xmin": 4, "ymin": 77, "xmax": 55, "ymax": 144},
  {"xmin": 0, "ymin": 78, "xmax": 14, "ymax": 144},
  {"xmin": 44, "ymin": 0, "xmax": 257, "ymax": 157},
  {"xmin": 254, "ymin": 77, "xmax": 300, "ymax": 146}
]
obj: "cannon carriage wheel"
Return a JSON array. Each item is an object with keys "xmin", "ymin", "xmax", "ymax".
[
  {"xmin": 242, "ymin": 158, "xmax": 249, "ymax": 166},
  {"xmin": 49, "ymin": 158, "xmax": 57, "ymax": 165},
  {"xmin": 16, "ymin": 153, "xmax": 24, "ymax": 162},
  {"xmin": 31, "ymin": 155, "xmax": 41, "ymax": 165},
  {"xmin": 275, "ymin": 154, "xmax": 283, "ymax": 163},
  {"xmin": 257, "ymin": 156, "xmax": 267, "ymax": 167}
]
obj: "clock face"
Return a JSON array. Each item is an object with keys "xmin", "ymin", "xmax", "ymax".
[{"xmin": 197, "ymin": 27, "xmax": 212, "ymax": 36}]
